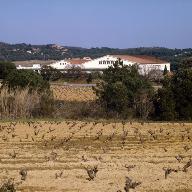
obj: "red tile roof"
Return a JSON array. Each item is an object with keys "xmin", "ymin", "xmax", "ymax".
[
  {"xmin": 68, "ymin": 59, "xmax": 88, "ymax": 65},
  {"xmin": 111, "ymin": 55, "xmax": 167, "ymax": 64}
]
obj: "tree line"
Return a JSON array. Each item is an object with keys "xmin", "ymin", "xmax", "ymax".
[
  {"xmin": 1, "ymin": 42, "xmax": 192, "ymax": 70},
  {"xmin": 0, "ymin": 59, "xmax": 192, "ymax": 120},
  {"xmin": 94, "ymin": 59, "xmax": 192, "ymax": 121}
]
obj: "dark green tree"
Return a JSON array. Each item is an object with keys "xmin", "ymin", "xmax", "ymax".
[
  {"xmin": 0, "ymin": 61, "xmax": 16, "ymax": 79},
  {"xmin": 86, "ymin": 73, "xmax": 93, "ymax": 84},
  {"xmin": 94, "ymin": 59, "xmax": 154, "ymax": 118},
  {"xmin": 181, "ymin": 57, "xmax": 192, "ymax": 69},
  {"xmin": 172, "ymin": 68, "xmax": 192, "ymax": 120},
  {"xmin": 153, "ymin": 68, "xmax": 192, "ymax": 120},
  {"xmin": 163, "ymin": 65, "xmax": 168, "ymax": 75},
  {"xmin": 40, "ymin": 65, "xmax": 62, "ymax": 81},
  {"xmin": 153, "ymin": 77, "xmax": 176, "ymax": 120},
  {"xmin": 3, "ymin": 69, "xmax": 50, "ymax": 92}
]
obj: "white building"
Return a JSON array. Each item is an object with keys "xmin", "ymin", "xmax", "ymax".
[
  {"xmin": 17, "ymin": 55, "xmax": 170, "ymax": 76},
  {"xmin": 82, "ymin": 55, "xmax": 170, "ymax": 75},
  {"xmin": 17, "ymin": 64, "xmax": 41, "ymax": 73},
  {"xmin": 49, "ymin": 57, "xmax": 92, "ymax": 70}
]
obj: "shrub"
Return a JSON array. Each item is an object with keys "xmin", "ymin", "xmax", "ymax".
[
  {"xmin": 40, "ymin": 65, "xmax": 62, "ymax": 81},
  {"xmin": 0, "ymin": 87, "xmax": 54, "ymax": 119},
  {"xmin": 94, "ymin": 59, "xmax": 154, "ymax": 118},
  {"xmin": 3, "ymin": 69, "xmax": 49, "ymax": 92},
  {"xmin": 153, "ymin": 68, "xmax": 192, "ymax": 120},
  {"xmin": 153, "ymin": 81, "xmax": 176, "ymax": 121},
  {"xmin": 172, "ymin": 68, "xmax": 192, "ymax": 120},
  {"xmin": 0, "ymin": 179, "xmax": 16, "ymax": 192},
  {"xmin": 0, "ymin": 61, "xmax": 16, "ymax": 79}
]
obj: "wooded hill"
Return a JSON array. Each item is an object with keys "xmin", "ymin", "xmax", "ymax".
[{"xmin": 0, "ymin": 42, "xmax": 192, "ymax": 70}]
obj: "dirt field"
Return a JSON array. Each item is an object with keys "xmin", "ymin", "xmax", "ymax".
[
  {"xmin": 51, "ymin": 85, "xmax": 96, "ymax": 102},
  {"xmin": 0, "ymin": 121, "xmax": 192, "ymax": 191}
]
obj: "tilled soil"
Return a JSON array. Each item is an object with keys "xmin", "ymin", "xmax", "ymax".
[{"xmin": 0, "ymin": 121, "xmax": 192, "ymax": 192}]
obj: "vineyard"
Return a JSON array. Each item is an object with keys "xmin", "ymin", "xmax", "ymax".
[
  {"xmin": 51, "ymin": 85, "xmax": 96, "ymax": 102},
  {"xmin": 0, "ymin": 121, "xmax": 192, "ymax": 191}
]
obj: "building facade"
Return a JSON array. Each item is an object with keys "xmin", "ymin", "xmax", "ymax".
[
  {"xmin": 82, "ymin": 55, "xmax": 170, "ymax": 75},
  {"xmin": 17, "ymin": 55, "xmax": 170, "ymax": 75}
]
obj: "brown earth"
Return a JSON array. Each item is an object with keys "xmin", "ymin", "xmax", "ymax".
[
  {"xmin": 0, "ymin": 121, "xmax": 192, "ymax": 192},
  {"xmin": 51, "ymin": 85, "xmax": 96, "ymax": 102}
]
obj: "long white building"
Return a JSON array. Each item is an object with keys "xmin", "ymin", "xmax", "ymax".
[
  {"xmin": 84, "ymin": 55, "xmax": 170, "ymax": 75},
  {"xmin": 17, "ymin": 55, "xmax": 170, "ymax": 75}
]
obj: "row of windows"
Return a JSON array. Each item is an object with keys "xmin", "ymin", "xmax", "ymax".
[
  {"xmin": 99, "ymin": 60, "xmax": 115, "ymax": 65},
  {"xmin": 60, "ymin": 63, "xmax": 67, "ymax": 65}
]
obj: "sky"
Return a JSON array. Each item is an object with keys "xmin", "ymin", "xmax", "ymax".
[{"xmin": 0, "ymin": 0, "xmax": 192, "ymax": 48}]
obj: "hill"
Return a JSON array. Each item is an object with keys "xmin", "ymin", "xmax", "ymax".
[{"xmin": 1, "ymin": 42, "xmax": 192, "ymax": 70}]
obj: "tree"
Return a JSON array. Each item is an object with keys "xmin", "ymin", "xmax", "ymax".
[
  {"xmin": 94, "ymin": 59, "xmax": 154, "ymax": 118},
  {"xmin": 147, "ymin": 69, "xmax": 163, "ymax": 82},
  {"xmin": 153, "ymin": 77, "xmax": 176, "ymax": 120},
  {"xmin": 40, "ymin": 65, "xmax": 62, "ymax": 81},
  {"xmin": 181, "ymin": 57, "xmax": 192, "ymax": 69},
  {"xmin": 0, "ymin": 61, "xmax": 16, "ymax": 79},
  {"xmin": 86, "ymin": 73, "xmax": 93, "ymax": 84},
  {"xmin": 2, "ymin": 69, "xmax": 54, "ymax": 118},
  {"xmin": 153, "ymin": 68, "xmax": 192, "ymax": 120},
  {"xmin": 65, "ymin": 64, "xmax": 84, "ymax": 79},
  {"xmin": 3, "ymin": 69, "xmax": 50, "ymax": 92},
  {"xmin": 163, "ymin": 65, "xmax": 168, "ymax": 76},
  {"xmin": 172, "ymin": 68, "xmax": 192, "ymax": 120}
]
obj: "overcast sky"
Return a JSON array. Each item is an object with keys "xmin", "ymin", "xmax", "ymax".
[{"xmin": 0, "ymin": 0, "xmax": 192, "ymax": 48}]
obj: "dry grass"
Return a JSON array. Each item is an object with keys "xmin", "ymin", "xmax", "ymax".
[
  {"xmin": 0, "ymin": 88, "xmax": 40, "ymax": 119},
  {"xmin": 0, "ymin": 87, "xmax": 54, "ymax": 119},
  {"xmin": 0, "ymin": 121, "xmax": 192, "ymax": 191}
]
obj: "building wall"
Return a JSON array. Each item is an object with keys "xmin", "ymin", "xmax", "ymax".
[
  {"xmin": 50, "ymin": 60, "xmax": 70, "ymax": 70},
  {"xmin": 138, "ymin": 63, "xmax": 170, "ymax": 75},
  {"xmin": 17, "ymin": 55, "xmax": 171, "ymax": 76},
  {"xmin": 82, "ymin": 55, "xmax": 170, "ymax": 75},
  {"xmin": 83, "ymin": 55, "xmax": 134, "ymax": 70}
]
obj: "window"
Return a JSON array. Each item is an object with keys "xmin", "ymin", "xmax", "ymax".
[
  {"xmin": 111, "ymin": 61, "xmax": 114, "ymax": 64},
  {"xmin": 99, "ymin": 61, "xmax": 102, "ymax": 64},
  {"xmin": 103, "ymin": 61, "xmax": 106, "ymax": 64},
  {"xmin": 107, "ymin": 61, "xmax": 110, "ymax": 64}
]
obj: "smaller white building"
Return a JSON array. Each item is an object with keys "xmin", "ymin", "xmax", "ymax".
[
  {"xmin": 17, "ymin": 64, "xmax": 41, "ymax": 72},
  {"xmin": 49, "ymin": 57, "xmax": 91, "ymax": 70},
  {"xmin": 49, "ymin": 60, "xmax": 70, "ymax": 70},
  {"xmin": 16, "ymin": 55, "xmax": 170, "ymax": 76}
]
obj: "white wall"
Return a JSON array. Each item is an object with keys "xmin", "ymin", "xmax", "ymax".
[
  {"xmin": 49, "ymin": 55, "xmax": 171, "ymax": 75},
  {"xmin": 138, "ymin": 63, "xmax": 170, "ymax": 75},
  {"xmin": 82, "ymin": 55, "xmax": 170, "ymax": 75},
  {"xmin": 50, "ymin": 60, "xmax": 70, "ymax": 70},
  {"xmin": 83, "ymin": 55, "xmax": 134, "ymax": 70}
]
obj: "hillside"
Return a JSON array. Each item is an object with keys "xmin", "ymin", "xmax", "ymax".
[{"xmin": 1, "ymin": 42, "xmax": 192, "ymax": 70}]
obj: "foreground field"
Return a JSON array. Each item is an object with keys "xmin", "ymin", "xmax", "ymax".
[{"xmin": 0, "ymin": 121, "xmax": 192, "ymax": 191}]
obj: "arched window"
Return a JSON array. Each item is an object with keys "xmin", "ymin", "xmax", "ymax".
[
  {"xmin": 99, "ymin": 61, "xmax": 102, "ymax": 64},
  {"xmin": 107, "ymin": 61, "xmax": 110, "ymax": 64},
  {"xmin": 103, "ymin": 61, "xmax": 106, "ymax": 64}
]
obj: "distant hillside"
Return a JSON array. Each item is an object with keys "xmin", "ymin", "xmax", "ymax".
[{"xmin": 0, "ymin": 42, "xmax": 192, "ymax": 70}]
